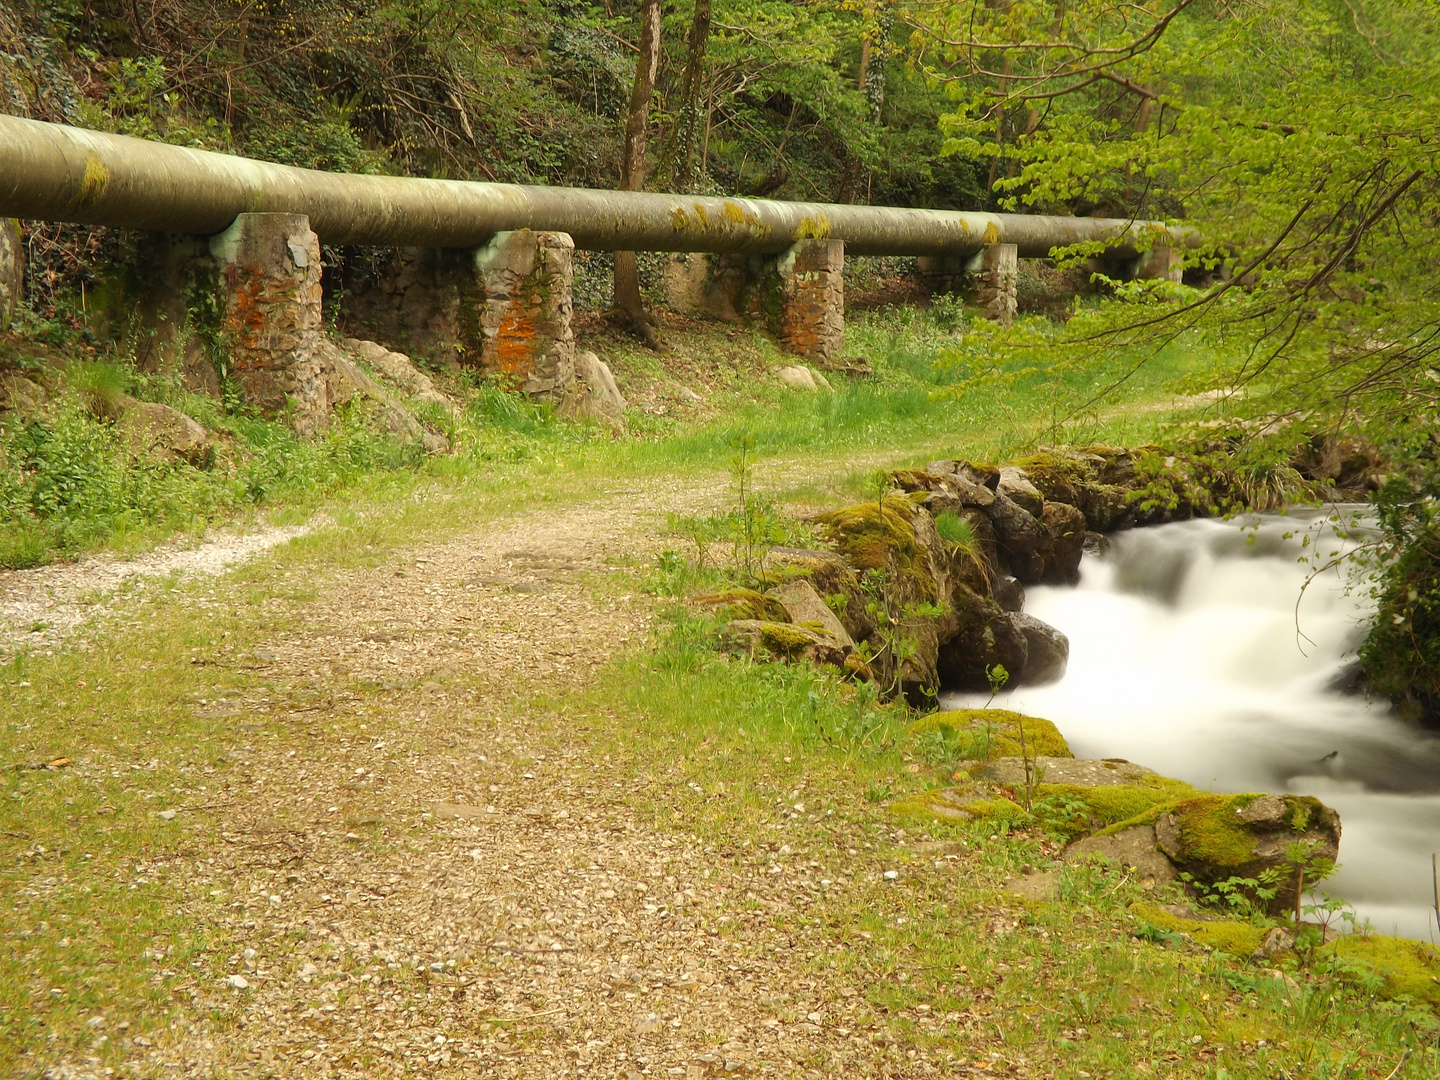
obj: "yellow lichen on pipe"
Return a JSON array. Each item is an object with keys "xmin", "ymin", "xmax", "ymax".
[{"xmin": 0, "ymin": 115, "xmax": 1186, "ymax": 257}]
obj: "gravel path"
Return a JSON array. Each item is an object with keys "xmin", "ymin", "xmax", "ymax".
[
  {"xmin": 0, "ymin": 523, "xmax": 312, "ymax": 657},
  {"xmin": 64, "ymin": 467, "xmax": 982, "ymax": 1079}
]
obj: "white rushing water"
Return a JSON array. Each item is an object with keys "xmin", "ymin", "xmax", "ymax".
[{"xmin": 944, "ymin": 506, "xmax": 1440, "ymax": 941}]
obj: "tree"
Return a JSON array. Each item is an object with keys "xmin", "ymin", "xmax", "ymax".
[{"xmin": 612, "ymin": 0, "xmax": 664, "ymax": 349}]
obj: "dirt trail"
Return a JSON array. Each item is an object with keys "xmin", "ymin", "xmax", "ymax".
[
  {"xmin": 0, "ymin": 523, "xmax": 312, "ymax": 657},
  {"xmin": 76, "ymin": 466, "xmax": 957, "ymax": 1079}
]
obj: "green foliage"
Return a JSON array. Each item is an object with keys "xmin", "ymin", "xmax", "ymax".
[
  {"xmin": 933, "ymin": 510, "xmax": 975, "ymax": 547},
  {"xmin": 1359, "ymin": 473, "xmax": 1440, "ymax": 725}
]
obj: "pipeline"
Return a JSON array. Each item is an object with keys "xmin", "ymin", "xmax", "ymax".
[{"xmin": 0, "ymin": 114, "xmax": 1179, "ymax": 258}]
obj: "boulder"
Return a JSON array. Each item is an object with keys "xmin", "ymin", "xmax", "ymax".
[
  {"xmin": 991, "ymin": 574, "xmax": 1025, "ymax": 613},
  {"xmin": 989, "ymin": 756, "xmax": 1151, "ymax": 786},
  {"xmin": 911, "ymin": 709, "xmax": 1072, "ymax": 761},
  {"xmin": 1153, "ymin": 793, "xmax": 1342, "ymax": 917},
  {"xmin": 1040, "ymin": 501, "xmax": 1087, "ymax": 585},
  {"xmin": 722, "ymin": 619, "xmax": 859, "ymax": 675},
  {"xmin": 322, "ymin": 341, "xmax": 449, "ymax": 453},
  {"xmin": 342, "ymin": 337, "xmax": 460, "ymax": 415},
  {"xmin": 1010, "ymin": 612, "xmax": 1069, "ymax": 684},
  {"xmin": 987, "ymin": 492, "xmax": 1048, "ymax": 583},
  {"xmin": 692, "ymin": 588, "xmax": 789, "ymax": 623},
  {"xmin": 767, "ymin": 547, "xmax": 875, "ymax": 641},
  {"xmin": 777, "ymin": 365, "xmax": 831, "ymax": 392},
  {"xmin": 774, "ymin": 578, "xmax": 854, "ymax": 648},
  {"xmin": 560, "ymin": 350, "xmax": 628, "ymax": 428},
  {"xmin": 0, "ymin": 373, "xmax": 46, "ymax": 414},
  {"xmin": 0, "ymin": 218, "xmax": 22, "ymax": 332},
  {"xmin": 116, "ymin": 400, "xmax": 213, "ymax": 468},
  {"xmin": 813, "ymin": 499, "xmax": 950, "ymax": 701},
  {"xmin": 998, "ymin": 466, "xmax": 1044, "ymax": 517},
  {"xmin": 936, "ymin": 582, "xmax": 1030, "ymax": 692},
  {"xmin": 1067, "ymin": 825, "xmax": 1177, "ymax": 885}
]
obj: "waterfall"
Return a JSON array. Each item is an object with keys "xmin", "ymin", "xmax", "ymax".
[{"xmin": 944, "ymin": 506, "xmax": 1440, "ymax": 941}]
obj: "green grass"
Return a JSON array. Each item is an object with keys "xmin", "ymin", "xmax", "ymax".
[{"xmin": 8, "ymin": 307, "xmax": 1414, "ymax": 1076}]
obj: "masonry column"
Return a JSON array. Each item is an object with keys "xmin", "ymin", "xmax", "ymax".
[
  {"xmin": 473, "ymin": 229, "xmax": 575, "ymax": 402},
  {"xmin": 1134, "ymin": 244, "xmax": 1184, "ymax": 283},
  {"xmin": 210, "ymin": 212, "xmax": 329, "ymax": 434},
  {"xmin": 771, "ymin": 238, "xmax": 844, "ymax": 365},
  {"xmin": 0, "ymin": 218, "xmax": 22, "ymax": 332},
  {"xmin": 970, "ymin": 243, "xmax": 1017, "ymax": 325}
]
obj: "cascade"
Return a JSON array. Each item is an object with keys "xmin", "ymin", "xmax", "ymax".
[{"xmin": 946, "ymin": 506, "xmax": 1440, "ymax": 940}]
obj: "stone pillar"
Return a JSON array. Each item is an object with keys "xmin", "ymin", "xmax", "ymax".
[
  {"xmin": 971, "ymin": 243, "xmax": 1018, "ymax": 325},
  {"xmin": 1134, "ymin": 244, "xmax": 1184, "ymax": 283},
  {"xmin": 210, "ymin": 212, "xmax": 329, "ymax": 435},
  {"xmin": 0, "ymin": 218, "xmax": 23, "ymax": 332},
  {"xmin": 473, "ymin": 229, "xmax": 575, "ymax": 402},
  {"xmin": 771, "ymin": 238, "xmax": 844, "ymax": 365}
]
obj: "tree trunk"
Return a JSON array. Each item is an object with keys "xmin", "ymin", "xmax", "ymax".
[
  {"xmin": 614, "ymin": 0, "xmax": 663, "ymax": 348},
  {"xmin": 670, "ymin": 0, "xmax": 712, "ymax": 192}
]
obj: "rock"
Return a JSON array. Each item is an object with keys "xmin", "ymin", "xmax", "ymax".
[
  {"xmin": 1153, "ymin": 793, "xmax": 1341, "ymax": 917},
  {"xmin": 991, "ymin": 574, "xmax": 1025, "ymax": 613},
  {"xmin": 0, "ymin": 373, "xmax": 47, "ymax": 414},
  {"xmin": 116, "ymin": 400, "xmax": 213, "ymax": 468},
  {"xmin": 774, "ymin": 579, "xmax": 854, "ymax": 648},
  {"xmin": 692, "ymin": 588, "xmax": 789, "ymax": 623},
  {"xmin": 343, "ymin": 337, "xmax": 460, "ymax": 415},
  {"xmin": 1067, "ymin": 825, "xmax": 1178, "ymax": 885},
  {"xmin": 998, "ymin": 466, "xmax": 1044, "ymax": 517},
  {"xmin": 767, "ymin": 547, "xmax": 875, "ymax": 641},
  {"xmin": 912, "ymin": 709, "xmax": 1073, "ymax": 761},
  {"xmin": 721, "ymin": 619, "xmax": 852, "ymax": 672},
  {"xmin": 225, "ymin": 974, "xmax": 249, "ymax": 989},
  {"xmin": 676, "ymin": 385, "xmax": 703, "ymax": 403},
  {"xmin": 1010, "ymin": 612, "xmax": 1069, "ymax": 684},
  {"xmin": 559, "ymin": 350, "xmax": 627, "ymax": 428},
  {"xmin": 813, "ymin": 500, "xmax": 950, "ymax": 701},
  {"xmin": 1040, "ymin": 501, "xmax": 1087, "ymax": 585},
  {"xmin": 777, "ymin": 365, "xmax": 825, "ymax": 391},
  {"xmin": 987, "ymin": 492, "xmax": 1048, "ymax": 584},
  {"xmin": 937, "ymin": 582, "xmax": 1029, "ymax": 691},
  {"xmin": 321, "ymin": 341, "xmax": 449, "ymax": 453},
  {"xmin": 1251, "ymin": 926, "xmax": 1295, "ymax": 961},
  {"xmin": 1006, "ymin": 870, "xmax": 1060, "ymax": 902},
  {"xmin": 0, "ymin": 218, "xmax": 22, "ymax": 331},
  {"xmin": 812, "ymin": 369, "xmax": 834, "ymax": 391},
  {"xmin": 991, "ymin": 757, "xmax": 1153, "ymax": 786}
]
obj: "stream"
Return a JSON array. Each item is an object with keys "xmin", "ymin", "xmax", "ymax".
[{"xmin": 944, "ymin": 506, "xmax": 1440, "ymax": 941}]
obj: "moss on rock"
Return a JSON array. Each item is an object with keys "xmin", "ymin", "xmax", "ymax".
[
  {"xmin": 1129, "ymin": 902, "xmax": 1268, "ymax": 957},
  {"xmin": 692, "ymin": 588, "xmax": 789, "ymax": 622},
  {"xmin": 1034, "ymin": 776, "xmax": 1202, "ymax": 840},
  {"xmin": 911, "ymin": 708, "xmax": 1073, "ymax": 760},
  {"xmin": 1323, "ymin": 934, "xmax": 1440, "ymax": 1007}
]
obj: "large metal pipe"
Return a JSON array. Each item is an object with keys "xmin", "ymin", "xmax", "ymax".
[{"xmin": 0, "ymin": 114, "xmax": 1177, "ymax": 257}]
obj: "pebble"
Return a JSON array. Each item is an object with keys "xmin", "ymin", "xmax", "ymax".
[{"xmin": 225, "ymin": 974, "xmax": 249, "ymax": 989}]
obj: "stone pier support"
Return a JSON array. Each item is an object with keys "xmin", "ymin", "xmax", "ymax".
[
  {"xmin": 473, "ymin": 229, "xmax": 575, "ymax": 402},
  {"xmin": 971, "ymin": 243, "xmax": 1018, "ymax": 325},
  {"xmin": 1134, "ymin": 243, "xmax": 1184, "ymax": 283},
  {"xmin": 771, "ymin": 238, "xmax": 845, "ymax": 365},
  {"xmin": 0, "ymin": 217, "xmax": 23, "ymax": 332},
  {"xmin": 916, "ymin": 243, "xmax": 1017, "ymax": 325},
  {"xmin": 210, "ymin": 212, "xmax": 330, "ymax": 434}
]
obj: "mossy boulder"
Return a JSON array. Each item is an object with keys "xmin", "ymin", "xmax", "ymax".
[
  {"xmin": 766, "ymin": 547, "xmax": 875, "ymax": 640},
  {"xmin": 936, "ymin": 583, "xmax": 1029, "ymax": 691},
  {"xmin": 1129, "ymin": 902, "xmax": 1268, "ymax": 957},
  {"xmin": 721, "ymin": 619, "xmax": 850, "ymax": 671},
  {"xmin": 1039, "ymin": 501, "xmax": 1087, "ymax": 585},
  {"xmin": 1149, "ymin": 793, "xmax": 1342, "ymax": 916},
  {"xmin": 813, "ymin": 498, "xmax": 950, "ymax": 702},
  {"xmin": 1322, "ymin": 933, "xmax": 1440, "ymax": 1007},
  {"xmin": 911, "ymin": 708, "xmax": 1072, "ymax": 760},
  {"xmin": 692, "ymin": 588, "xmax": 789, "ymax": 623}
]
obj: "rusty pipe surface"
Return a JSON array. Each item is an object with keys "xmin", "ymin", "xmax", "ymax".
[{"xmin": 0, "ymin": 114, "xmax": 1181, "ymax": 257}]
